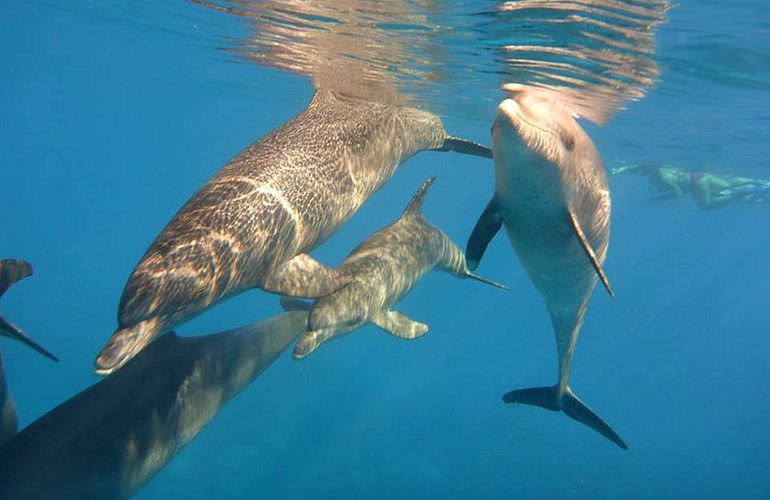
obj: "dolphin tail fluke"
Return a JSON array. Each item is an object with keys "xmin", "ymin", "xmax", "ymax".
[
  {"xmin": 503, "ymin": 385, "xmax": 560, "ymax": 410},
  {"xmin": 465, "ymin": 271, "xmax": 510, "ymax": 291},
  {"xmin": 503, "ymin": 385, "xmax": 628, "ymax": 450},
  {"xmin": 562, "ymin": 388, "xmax": 628, "ymax": 450},
  {"xmin": 437, "ymin": 137, "xmax": 493, "ymax": 159},
  {"xmin": 0, "ymin": 316, "xmax": 59, "ymax": 362}
]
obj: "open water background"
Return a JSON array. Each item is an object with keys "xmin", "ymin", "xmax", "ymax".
[{"xmin": 1, "ymin": 1, "xmax": 769, "ymax": 498}]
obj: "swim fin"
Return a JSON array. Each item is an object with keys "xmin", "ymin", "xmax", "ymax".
[{"xmin": 502, "ymin": 384, "xmax": 628, "ymax": 450}]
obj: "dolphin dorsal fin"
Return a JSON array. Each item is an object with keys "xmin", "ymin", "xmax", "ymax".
[
  {"xmin": 567, "ymin": 210, "xmax": 615, "ymax": 298},
  {"xmin": 401, "ymin": 176, "xmax": 436, "ymax": 220}
]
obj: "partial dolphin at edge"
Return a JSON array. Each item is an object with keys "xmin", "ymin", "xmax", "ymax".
[{"xmin": 0, "ymin": 310, "xmax": 307, "ymax": 499}]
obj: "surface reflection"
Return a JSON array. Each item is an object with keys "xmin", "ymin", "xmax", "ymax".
[{"xmin": 192, "ymin": 0, "xmax": 669, "ymax": 120}]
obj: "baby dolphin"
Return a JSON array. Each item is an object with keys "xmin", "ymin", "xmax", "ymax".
[
  {"xmin": 465, "ymin": 84, "xmax": 624, "ymax": 449},
  {"xmin": 288, "ymin": 176, "xmax": 508, "ymax": 359},
  {"xmin": 0, "ymin": 311, "xmax": 308, "ymax": 499},
  {"xmin": 96, "ymin": 90, "xmax": 491, "ymax": 375},
  {"xmin": 0, "ymin": 259, "xmax": 58, "ymax": 362}
]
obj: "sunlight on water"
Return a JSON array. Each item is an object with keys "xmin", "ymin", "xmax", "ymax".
[{"xmin": 191, "ymin": 0, "xmax": 669, "ymax": 122}]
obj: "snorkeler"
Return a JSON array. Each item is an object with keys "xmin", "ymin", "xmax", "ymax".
[{"xmin": 611, "ymin": 164, "xmax": 770, "ymax": 210}]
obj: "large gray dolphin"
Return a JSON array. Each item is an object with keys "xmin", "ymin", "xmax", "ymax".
[
  {"xmin": 96, "ymin": 90, "xmax": 491, "ymax": 375},
  {"xmin": 0, "ymin": 259, "xmax": 58, "ymax": 362},
  {"xmin": 287, "ymin": 176, "xmax": 507, "ymax": 359},
  {"xmin": 0, "ymin": 311, "xmax": 307, "ymax": 499},
  {"xmin": 465, "ymin": 84, "xmax": 624, "ymax": 449}
]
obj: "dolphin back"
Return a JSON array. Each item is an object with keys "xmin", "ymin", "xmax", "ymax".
[{"xmin": 0, "ymin": 311, "xmax": 307, "ymax": 499}]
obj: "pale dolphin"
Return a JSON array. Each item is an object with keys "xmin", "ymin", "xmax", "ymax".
[
  {"xmin": 0, "ymin": 259, "xmax": 58, "ymax": 362},
  {"xmin": 96, "ymin": 90, "xmax": 491, "ymax": 375},
  {"xmin": 465, "ymin": 84, "xmax": 625, "ymax": 449},
  {"xmin": 0, "ymin": 311, "xmax": 307, "ymax": 499},
  {"xmin": 287, "ymin": 176, "xmax": 508, "ymax": 359}
]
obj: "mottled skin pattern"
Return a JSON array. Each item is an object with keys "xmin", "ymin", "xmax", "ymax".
[
  {"xmin": 468, "ymin": 84, "xmax": 624, "ymax": 448},
  {"xmin": 96, "ymin": 90, "xmax": 489, "ymax": 375},
  {"xmin": 293, "ymin": 177, "xmax": 505, "ymax": 358},
  {"xmin": 0, "ymin": 311, "xmax": 308, "ymax": 499}
]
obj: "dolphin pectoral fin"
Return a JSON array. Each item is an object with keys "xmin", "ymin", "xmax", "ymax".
[
  {"xmin": 465, "ymin": 198, "xmax": 502, "ymax": 271},
  {"xmin": 293, "ymin": 329, "xmax": 330, "ymax": 359},
  {"xmin": 566, "ymin": 210, "xmax": 615, "ymax": 298},
  {"xmin": 436, "ymin": 136, "xmax": 493, "ymax": 159},
  {"xmin": 503, "ymin": 385, "xmax": 628, "ymax": 450},
  {"xmin": 262, "ymin": 254, "xmax": 346, "ymax": 298},
  {"xmin": 280, "ymin": 296, "xmax": 312, "ymax": 312},
  {"xmin": 0, "ymin": 316, "xmax": 59, "ymax": 362},
  {"xmin": 0, "ymin": 259, "xmax": 33, "ymax": 299},
  {"xmin": 372, "ymin": 310, "xmax": 429, "ymax": 340},
  {"xmin": 465, "ymin": 271, "xmax": 510, "ymax": 291}
]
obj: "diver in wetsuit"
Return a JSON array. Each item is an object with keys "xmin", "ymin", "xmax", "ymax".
[{"xmin": 611, "ymin": 164, "xmax": 770, "ymax": 210}]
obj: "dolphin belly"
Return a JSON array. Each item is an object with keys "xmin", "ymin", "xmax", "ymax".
[{"xmin": 468, "ymin": 86, "xmax": 623, "ymax": 449}]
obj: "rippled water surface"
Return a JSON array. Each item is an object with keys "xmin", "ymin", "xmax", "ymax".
[{"xmin": 1, "ymin": 1, "xmax": 769, "ymax": 498}]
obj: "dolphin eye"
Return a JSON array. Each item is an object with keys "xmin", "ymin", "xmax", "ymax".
[{"xmin": 560, "ymin": 131, "xmax": 575, "ymax": 151}]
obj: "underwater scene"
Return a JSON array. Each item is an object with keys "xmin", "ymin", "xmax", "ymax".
[{"xmin": 1, "ymin": 1, "xmax": 769, "ymax": 498}]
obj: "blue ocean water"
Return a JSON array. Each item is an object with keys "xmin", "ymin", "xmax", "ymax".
[{"xmin": 1, "ymin": 1, "xmax": 769, "ymax": 498}]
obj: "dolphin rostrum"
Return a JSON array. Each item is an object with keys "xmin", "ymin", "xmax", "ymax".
[
  {"xmin": 0, "ymin": 311, "xmax": 308, "ymax": 499},
  {"xmin": 286, "ymin": 176, "xmax": 508, "ymax": 358},
  {"xmin": 465, "ymin": 84, "xmax": 625, "ymax": 449},
  {"xmin": 96, "ymin": 90, "xmax": 491, "ymax": 375},
  {"xmin": 0, "ymin": 259, "xmax": 58, "ymax": 361}
]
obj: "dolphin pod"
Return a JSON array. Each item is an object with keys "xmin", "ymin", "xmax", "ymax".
[
  {"xmin": 466, "ymin": 84, "xmax": 625, "ymax": 449},
  {"xmin": 95, "ymin": 90, "xmax": 491, "ymax": 375},
  {"xmin": 0, "ymin": 311, "xmax": 308, "ymax": 499},
  {"xmin": 286, "ymin": 176, "xmax": 508, "ymax": 359}
]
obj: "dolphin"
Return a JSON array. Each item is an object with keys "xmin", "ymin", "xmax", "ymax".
[
  {"xmin": 286, "ymin": 176, "xmax": 508, "ymax": 359},
  {"xmin": 0, "ymin": 310, "xmax": 308, "ymax": 499},
  {"xmin": 465, "ymin": 84, "xmax": 625, "ymax": 449},
  {"xmin": 96, "ymin": 90, "xmax": 491, "ymax": 375},
  {"xmin": 0, "ymin": 351, "xmax": 16, "ymax": 447},
  {"xmin": 0, "ymin": 259, "xmax": 58, "ymax": 362}
]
